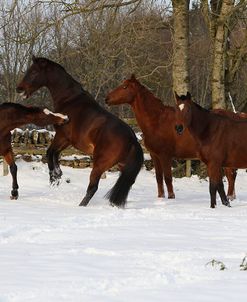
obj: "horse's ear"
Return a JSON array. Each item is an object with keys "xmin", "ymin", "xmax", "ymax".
[
  {"xmin": 186, "ymin": 92, "xmax": 191, "ymax": 100},
  {"xmin": 174, "ymin": 91, "xmax": 180, "ymax": 103},
  {"xmin": 32, "ymin": 55, "xmax": 37, "ymax": 62},
  {"xmin": 130, "ymin": 74, "xmax": 136, "ymax": 81}
]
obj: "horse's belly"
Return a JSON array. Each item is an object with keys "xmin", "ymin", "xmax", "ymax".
[
  {"xmin": 74, "ymin": 141, "xmax": 94, "ymax": 155},
  {"xmin": 225, "ymin": 147, "xmax": 247, "ymax": 168}
]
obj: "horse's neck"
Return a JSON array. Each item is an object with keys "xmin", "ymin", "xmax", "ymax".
[
  {"xmin": 131, "ymin": 89, "xmax": 165, "ymax": 132},
  {"xmin": 47, "ymin": 70, "xmax": 82, "ymax": 109},
  {"xmin": 2, "ymin": 107, "xmax": 38, "ymax": 131},
  {"xmin": 189, "ymin": 104, "xmax": 211, "ymax": 139}
]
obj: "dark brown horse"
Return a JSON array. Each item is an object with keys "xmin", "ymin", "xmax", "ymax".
[
  {"xmin": 105, "ymin": 75, "xmax": 238, "ymax": 200},
  {"xmin": 174, "ymin": 92, "xmax": 247, "ymax": 208},
  {"xmin": 0, "ymin": 103, "xmax": 68, "ymax": 199},
  {"xmin": 16, "ymin": 56, "xmax": 143, "ymax": 207}
]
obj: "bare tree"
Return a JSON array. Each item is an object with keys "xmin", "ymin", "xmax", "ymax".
[
  {"xmin": 171, "ymin": 0, "xmax": 190, "ymax": 95},
  {"xmin": 201, "ymin": 0, "xmax": 247, "ymax": 109},
  {"xmin": 0, "ymin": 1, "xmax": 46, "ymax": 103}
]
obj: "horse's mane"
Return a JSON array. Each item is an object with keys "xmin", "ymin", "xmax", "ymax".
[
  {"xmin": 178, "ymin": 95, "xmax": 210, "ymax": 113},
  {"xmin": 35, "ymin": 57, "xmax": 66, "ymax": 72},
  {"xmin": 35, "ymin": 57, "xmax": 92, "ymax": 99},
  {"xmin": 193, "ymin": 100, "xmax": 210, "ymax": 113},
  {"xmin": 0, "ymin": 102, "xmax": 41, "ymax": 113},
  {"xmin": 130, "ymin": 77, "xmax": 169, "ymax": 108}
]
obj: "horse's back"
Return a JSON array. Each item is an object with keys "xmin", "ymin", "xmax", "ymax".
[{"xmin": 56, "ymin": 96, "xmax": 139, "ymax": 157}]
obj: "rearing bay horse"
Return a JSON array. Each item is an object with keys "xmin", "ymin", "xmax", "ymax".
[
  {"xmin": 16, "ymin": 56, "xmax": 143, "ymax": 207},
  {"xmin": 0, "ymin": 103, "xmax": 68, "ymax": 199},
  {"xmin": 174, "ymin": 92, "xmax": 247, "ymax": 208},
  {"xmin": 105, "ymin": 75, "xmax": 238, "ymax": 200}
]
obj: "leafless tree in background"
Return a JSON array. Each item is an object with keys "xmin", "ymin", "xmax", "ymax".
[
  {"xmin": 202, "ymin": 0, "xmax": 247, "ymax": 109},
  {"xmin": 0, "ymin": 0, "xmax": 246, "ymax": 115},
  {"xmin": 171, "ymin": 0, "xmax": 190, "ymax": 95}
]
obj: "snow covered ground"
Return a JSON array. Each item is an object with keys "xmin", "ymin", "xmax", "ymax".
[{"xmin": 0, "ymin": 159, "xmax": 247, "ymax": 302}]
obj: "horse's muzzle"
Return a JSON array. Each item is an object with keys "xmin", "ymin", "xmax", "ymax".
[
  {"xmin": 175, "ymin": 124, "xmax": 184, "ymax": 135},
  {"xmin": 16, "ymin": 86, "xmax": 29, "ymax": 99}
]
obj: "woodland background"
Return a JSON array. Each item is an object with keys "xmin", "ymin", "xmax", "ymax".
[{"xmin": 0, "ymin": 0, "xmax": 246, "ymax": 117}]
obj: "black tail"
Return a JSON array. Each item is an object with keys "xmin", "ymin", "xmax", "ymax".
[{"xmin": 106, "ymin": 142, "xmax": 144, "ymax": 208}]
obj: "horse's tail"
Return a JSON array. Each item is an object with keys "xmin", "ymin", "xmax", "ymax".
[{"xmin": 106, "ymin": 142, "xmax": 144, "ymax": 208}]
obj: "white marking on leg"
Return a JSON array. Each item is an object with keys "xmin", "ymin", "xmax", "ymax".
[{"xmin": 43, "ymin": 108, "xmax": 68, "ymax": 120}]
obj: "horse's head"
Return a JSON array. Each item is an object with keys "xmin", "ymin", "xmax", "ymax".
[
  {"xmin": 174, "ymin": 91, "xmax": 192, "ymax": 135},
  {"xmin": 16, "ymin": 55, "xmax": 49, "ymax": 99},
  {"xmin": 105, "ymin": 74, "xmax": 139, "ymax": 106}
]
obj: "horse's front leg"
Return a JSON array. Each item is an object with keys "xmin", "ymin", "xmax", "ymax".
[
  {"xmin": 4, "ymin": 150, "xmax": 19, "ymax": 200},
  {"xmin": 161, "ymin": 157, "xmax": 175, "ymax": 199},
  {"xmin": 217, "ymin": 180, "xmax": 231, "ymax": 207},
  {"xmin": 150, "ymin": 152, "xmax": 164, "ymax": 198},
  {"xmin": 47, "ymin": 147, "xmax": 60, "ymax": 185},
  {"xmin": 47, "ymin": 134, "xmax": 69, "ymax": 186},
  {"xmin": 224, "ymin": 167, "xmax": 237, "ymax": 201},
  {"xmin": 208, "ymin": 163, "xmax": 230, "ymax": 208}
]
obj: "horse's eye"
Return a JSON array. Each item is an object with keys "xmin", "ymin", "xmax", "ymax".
[
  {"xmin": 30, "ymin": 70, "xmax": 38, "ymax": 80},
  {"xmin": 123, "ymin": 85, "xmax": 127, "ymax": 89}
]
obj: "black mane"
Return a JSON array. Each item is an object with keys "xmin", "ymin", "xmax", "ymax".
[
  {"xmin": 0, "ymin": 102, "xmax": 41, "ymax": 113},
  {"xmin": 35, "ymin": 57, "xmax": 90, "ymax": 98},
  {"xmin": 35, "ymin": 57, "xmax": 66, "ymax": 72}
]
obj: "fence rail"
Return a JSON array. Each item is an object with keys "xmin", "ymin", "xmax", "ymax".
[{"xmin": 1, "ymin": 128, "xmax": 193, "ymax": 177}]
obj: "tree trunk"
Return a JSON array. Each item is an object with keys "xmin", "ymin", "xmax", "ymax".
[
  {"xmin": 172, "ymin": 0, "xmax": 190, "ymax": 95},
  {"xmin": 172, "ymin": 0, "xmax": 191, "ymax": 177},
  {"xmin": 211, "ymin": 0, "xmax": 234, "ymax": 109}
]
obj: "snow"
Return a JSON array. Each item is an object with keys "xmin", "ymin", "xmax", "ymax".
[
  {"xmin": 0, "ymin": 159, "xmax": 247, "ymax": 302},
  {"xmin": 60, "ymin": 154, "xmax": 91, "ymax": 161}
]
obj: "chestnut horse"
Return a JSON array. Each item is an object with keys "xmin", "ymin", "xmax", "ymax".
[
  {"xmin": 16, "ymin": 56, "xmax": 143, "ymax": 207},
  {"xmin": 174, "ymin": 92, "xmax": 247, "ymax": 208},
  {"xmin": 105, "ymin": 75, "xmax": 237, "ymax": 200},
  {"xmin": 0, "ymin": 103, "xmax": 68, "ymax": 199}
]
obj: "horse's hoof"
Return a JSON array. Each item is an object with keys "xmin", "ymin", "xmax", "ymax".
[
  {"xmin": 223, "ymin": 201, "xmax": 231, "ymax": 207},
  {"xmin": 168, "ymin": 193, "xmax": 175, "ymax": 199},
  {"xmin": 10, "ymin": 190, "xmax": 18, "ymax": 200},
  {"xmin": 109, "ymin": 202, "xmax": 124, "ymax": 208},
  {"xmin": 210, "ymin": 205, "xmax": 215, "ymax": 209},
  {"xmin": 79, "ymin": 201, "xmax": 88, "ymax": 207},
  {"xmin": 50, "ymin": 178, "xmax": 61, "ymax": 187},
  {"xmin": 227, "ymin": 195, "xmax": 236, "ymax": 201}
]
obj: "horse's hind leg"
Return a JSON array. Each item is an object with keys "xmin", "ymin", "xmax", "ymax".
[
  {"xmin": 79, "ymin": 165, "xmax": 105, "ymax": 207},
  {"xmin": 79, "ymin": 151, "xmax": 116, "ymax": 206},
  {"xmin": 4, "ymin": 150, "xmax": 19, "ymax": 200},
  {"xmin": 150, "ymin": 153, "xmax": 164, "ymax": 198},
  {"xmin": 224, "ymin": 168, "xmax": 237, "ymax": 200}
]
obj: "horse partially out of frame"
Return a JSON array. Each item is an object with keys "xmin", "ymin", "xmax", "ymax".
[
  {"xmin": 0, "ymin": 102, "xmax": 68, "ymax": 199},
  {"xmin": 17, "ymin": 56, "xmax": 143, "ymax": 207},
  {"xmin": 174, "ymin": 92, "xmax": 247, "ymax": 208},
  {"xmin": 105, "ymin": 75, "xmax": 238, "ymax": 200}
]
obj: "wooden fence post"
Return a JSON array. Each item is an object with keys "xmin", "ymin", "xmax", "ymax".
[{"xmin": 185, "ymin": 160, "xmax": 191, "ymax": 177}]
